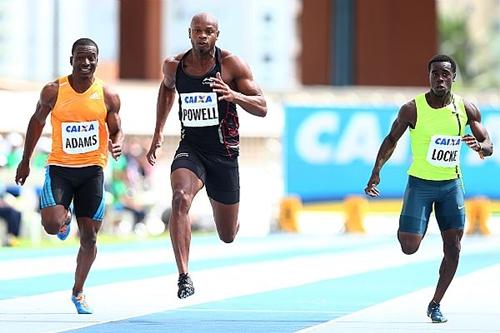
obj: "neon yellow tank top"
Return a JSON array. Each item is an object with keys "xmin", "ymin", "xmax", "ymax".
[{"xmin": 407, "ymin": 93, "xmax": 468, "ymax": 180}]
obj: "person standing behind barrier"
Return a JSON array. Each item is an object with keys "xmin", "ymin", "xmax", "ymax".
[
  {"xmin": 0, "ymin": 185, "xmax": 22, "ymax": 246},
  {"xmin": 146, "ymin": 12, "xmax": 267, "ymax": 299},
  {"xmin": 15, "ymin": 38, "xmax": 123, "ymax": 314},
  {"xmin": 364, "ymin": 54, "xmax": 493, "ymax": 323}
]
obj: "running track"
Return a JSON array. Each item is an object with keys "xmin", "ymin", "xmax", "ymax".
[{"xmin": 1, "ymin": 232, "xmax": 499, "ymax": 333}]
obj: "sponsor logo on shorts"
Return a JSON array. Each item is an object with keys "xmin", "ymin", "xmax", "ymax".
[{"xmin": 174, "ymin": 152, "xmax": 189, "ymax": 160}]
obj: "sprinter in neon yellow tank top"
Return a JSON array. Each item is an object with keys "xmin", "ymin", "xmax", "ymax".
[
  {"xmin": 15, "ymin": 38, "xmax": 123, "ymax": 314},
  {"xmin": 365, "ymin": 55, "xmax": 493, "ymax": 323}
]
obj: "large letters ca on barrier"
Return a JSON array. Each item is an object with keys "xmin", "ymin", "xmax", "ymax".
[{"xmin": 284, "ymin": 105, "xmax": 500, "ymax": 202}]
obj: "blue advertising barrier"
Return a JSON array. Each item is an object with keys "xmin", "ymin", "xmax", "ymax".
[{"xmin": 284, "ymin": 104, "xmax": 500, "ymax": 202}]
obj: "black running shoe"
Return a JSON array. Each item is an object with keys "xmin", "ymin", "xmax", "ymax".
[
  {"xmin": 177, "ymin": 273, "xmax": 195, "ymax": 299},
  {"xmin": 427, "ymin": 301, "xmax": 448, "ymax": 323}
]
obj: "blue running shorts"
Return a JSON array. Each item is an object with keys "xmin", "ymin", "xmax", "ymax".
[{"xmin": 399, "ymin": 175, "xmax": 465, "ymax": 235}]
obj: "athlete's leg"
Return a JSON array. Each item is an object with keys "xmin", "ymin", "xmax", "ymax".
[
  {"xmin": 41, "ymin": 206, "xmax": 70, "ymax": 234},
  {"xmin": 66, "ymin": 166, "xmax": 106, "ymax": 313},
  {"xmin": 397, "ymin": 231, "xmax": 424, "ymax": 254},
  {"xmin": 431, "ymin": 179, "xmax": 465, "ymax": 304},
  {"xmin": 398, "ymin": 177, "xmax": 434, "ymax": 254},
  {"xmin": 210, "ymin": 199, "xmax": 239, "ymax": 243},
  {"xmin": 73, "ymin": 216, "xmax": 101, "ymax": 296},
  {"xmin": 432, "ymin": 228, "xmax": 463, "ymax": 304},
  {"xmin": 39, "ymin": 166, "xmax": 73, "ymax": 234},
  {"xmin": 170, "ymin": 168, "xmax": 204, "ymax": 274},
  {"xmin": 203, "ymin": 153, "xmax": 240, "ymax": 243}
]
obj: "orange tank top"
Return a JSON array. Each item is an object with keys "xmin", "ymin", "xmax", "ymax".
[{"xmin": 47, "ymin": 76, "xmax": 109, "ymax": 168}]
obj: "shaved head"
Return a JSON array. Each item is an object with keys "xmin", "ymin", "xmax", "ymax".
[{"xmin": 190, "ymin": 12, "xmax": 219, "ymax": 30}]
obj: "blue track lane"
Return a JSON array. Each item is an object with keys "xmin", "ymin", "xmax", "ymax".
[
  {"xmin": 63, "ymin": 248, "xmax": 500, "ymax": 333},
  {"xmin": 0, "ymin": 235, "xmax": 390, "ymax": 300}
]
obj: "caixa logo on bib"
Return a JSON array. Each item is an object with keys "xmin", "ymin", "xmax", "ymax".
[
  {"xmin": 62, "ymin": 120, "xmax": 99, "ymax": 154},
  {"xmin": 65, "ymin": 123, "xmax": 95, "ymax": 133},
  {"xmin": 183, "ymin": 95, "xmax": 214, "ymax": 104}
]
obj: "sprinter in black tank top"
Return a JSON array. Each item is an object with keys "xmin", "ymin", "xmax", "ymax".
[
  {"xmin": 146, "ymin": 12, "xmax": 267, "ymax": 299},
  {"xmin": 176, "ymin": 47, "xmax": 239, "ymax": 158}
]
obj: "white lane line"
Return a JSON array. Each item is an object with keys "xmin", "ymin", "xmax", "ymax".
[
  {"xmin": 0, "ymin": 234, "xmax": 385, "ymax": 280},
  {"xmin": 0, "ymin": 239, "xmax": 443, "ymax": 333},
  {"xmin": 296, "ymin": 265, "xmax": 500, "ymax": 333},
  {"xmin": 1, "ymin": 235, "xmax": 498, "ymax": 333}
]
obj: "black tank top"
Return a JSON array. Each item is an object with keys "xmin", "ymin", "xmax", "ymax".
[{"xmin": 175, "ymin": 47, "xmax": 239, "ymax": 157}]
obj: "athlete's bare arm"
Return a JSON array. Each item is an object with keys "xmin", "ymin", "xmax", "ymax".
[
  {"xmin": 15, "ymin": 81, "xmax": 58, "ymax": 185},
  {"xmin": 104, "ymin": 86, "xmax": 123, "ymax": 160},
  {"xmin": 462, "ymin": 100, "xmax": 493, "ymax": 157},
  {"xmin": 365, "ymin": 101, "xmax": 416, "ymax": 197},
  {"xmin": 146, "ymin": 56, "xmax": 181, "ymax": 166},
  {"xmin": 211, "ymin": 51, "xmax": 267, "ymax": 117}
]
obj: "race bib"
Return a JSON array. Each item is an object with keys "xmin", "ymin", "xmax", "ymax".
[
  {"xmin": 180, "ymin": 92, "xmax": 219, "ymax": 127},
  {"xmin": 426, "ymin": 135, "xmax": 461, "ymax": 167},
  {"xmin": 61, "ymin": 121, "xmax": 99, "ymax": 154}
]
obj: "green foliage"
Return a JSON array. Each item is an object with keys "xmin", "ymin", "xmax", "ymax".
[{"xmin": 438, "ymin": 14, "xmax": 472, "ymax": 85}]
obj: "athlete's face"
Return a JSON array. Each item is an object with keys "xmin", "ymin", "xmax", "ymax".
[
  {"xmin": 70, "ymin": 45, "xmax": 98, "ymax": 79},
  {"xmin": 429, "ymin": 62, "xmax": 454, "ymax": 97},
  {"xmin": 189, "ymin": 17, "xmax": 219, "ymax": 54}
]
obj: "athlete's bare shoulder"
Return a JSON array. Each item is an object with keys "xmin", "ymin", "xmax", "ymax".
[
  {"xmin": 462, "ymin": 98, "xmax": 481, "ymax": 123},
  {"xmin": 161, "ymin": 53, "xmax": 185, "ymax": 88},
  {"xmin": 42, "ymin": 79, "xmax": 59, "ymax": 94},
  {"xmin": 163, "ymin": 53, "xmax": 184, "ymax": 72},
  {"xmin": 39, "ymin": 79, "xmax": 59, "ymax": 108},
  {"xmin": 402, "ymin": 99, "xmax": 416, "ymax": 112},
  {"xmin": 399, "ymin": 99, "xmax": 417, "ymax": 128},
  {"xmin": 219, "ymin": 48, "xmax": 251, "ymax": 80},
  {"xmin": 219, "ymin": 48, "xmax": 245, "ymax": 67},
  {"xmin": 102, "ymin": 83, "xmax": 120, "ymax": 113}
]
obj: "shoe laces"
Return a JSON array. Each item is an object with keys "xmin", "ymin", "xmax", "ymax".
[
  {"xmin": 178, "ymin": 273, "xmax": 192, "ymax": 286},
  {"xmin": 430, "ymin": 302, "xmax": 441, "ymax": 311},
  {"xmin": 433, "ymin": 307, "xmax": 443, "ymax": 316},
  {"xmin": 75, "ymin": 293, "xmax": 88, "ymax": 307}
]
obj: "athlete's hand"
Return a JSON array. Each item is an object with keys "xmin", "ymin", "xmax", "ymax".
[
  {"xmin": 15, "ymin": 159, "xmax": 30, "ymax": 186},
  {"xmin": 108, "ymin": 139, "xmax": 122, "ymax": 160},
  {"xmin": 364, "ymin": 173, "xmax": 380, "ymax": 198},
  {"xmin": 211, "ymin": 72, "xmax": 236, "ymax": 102},
  {"xmin": 462, "ymin": 134, "xmax": 484, "ymax": 159},
  {"xmin": 146, "ymin": 135, "xmax": 163, "ymax": 166}
]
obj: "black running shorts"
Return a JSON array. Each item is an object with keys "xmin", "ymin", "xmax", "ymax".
[
  {"xmin": 40, "ymin": 165, "xmax": 106, "ymax": 221},
  {"xmin": 171, "ymin": 141, "xmax": 240, "ymax": 204}
]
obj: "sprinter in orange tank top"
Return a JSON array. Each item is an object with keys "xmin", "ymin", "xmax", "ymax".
[{"xmin": 15, "ymin": 38, "xmax": 123, "ymax": 314}]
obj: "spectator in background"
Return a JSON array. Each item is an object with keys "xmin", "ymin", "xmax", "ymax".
[
  {"xmin": 0, "ymin": 184, "xmax": 22, "ymax": 246},
  {"xmin": 108, "ymin": 153, "xmax": 148, "ymax": 233},
  {"xmin": 5, "ymin": 132, "xmax": 24, "ymax": 169},
  {"xmin": 0, "ymin": 134, "xmax": 10, "ymax": 168}
]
